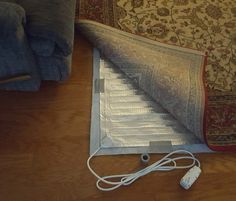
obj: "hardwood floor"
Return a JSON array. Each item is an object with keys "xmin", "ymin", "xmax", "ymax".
[{"xmin": 0, "ymin": 33, "xmax": 235, "ymax": 201}]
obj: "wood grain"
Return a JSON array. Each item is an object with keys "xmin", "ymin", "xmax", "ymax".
[{"xmin": 0, "ymin": 33, "xmax": 235, "ymax": 201}]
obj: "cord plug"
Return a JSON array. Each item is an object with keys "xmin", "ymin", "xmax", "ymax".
[
  {"xmin": 140, "ymin": 153, "xmax": 150, "ymax": 164},
  {"xmin": 180, "ymin": 166, "xmax": 201, "ymax": 190}
]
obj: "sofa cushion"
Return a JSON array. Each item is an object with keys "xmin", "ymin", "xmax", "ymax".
[
  {"xmin": 37, "ymin": 54, "xmax": 72, "ymax": 81},
  {"xmin": 18, "ymin": 0, "xmax": 76, "ymax": 57},
  {"xmin": 29, "ymin": 36, "xmax": 55, "ymax": 57}
]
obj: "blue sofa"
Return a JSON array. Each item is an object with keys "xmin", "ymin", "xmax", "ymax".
[{"xmin": 0, "ymin": 0, "xmax": 76, "ymax": 91}]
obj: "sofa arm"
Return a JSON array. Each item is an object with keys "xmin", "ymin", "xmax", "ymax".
[
  {"xmin": 19, "ymin": 0, "xmax": 76, "ymax": 57},
  {"xmin": 0, "ymin": 2, "xmax": 27, "ymax": 82},
  {"xmin": 0, "ymin": 2, "xmax": 41, "ymax": 91},
  {"xmin": 0, "ymin": 1, "xmax": 25, "ymax": 39}
]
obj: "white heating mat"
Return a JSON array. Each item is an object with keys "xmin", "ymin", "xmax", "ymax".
[{"xmin": 90, "ymin": 49, "xmax": 211, "ymax": 155}]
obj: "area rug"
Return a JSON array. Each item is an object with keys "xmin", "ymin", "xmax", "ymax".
[{"xmin": 76, "ymin": 0, "xmax": 236, "ymax": 152}]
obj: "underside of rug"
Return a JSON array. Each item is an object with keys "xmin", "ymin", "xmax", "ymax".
[
  {"xmin": 76, "ymin": 0, "xmax": 236, "ymax": 152},
  {"xmin": 90, "ymin": 48, "xmax": 212, "ymax": 155}
]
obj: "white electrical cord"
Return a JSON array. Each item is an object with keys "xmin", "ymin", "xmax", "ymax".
[{"xmin": 87, "ymin": 149, "xmax": 201, "ymax": 191}]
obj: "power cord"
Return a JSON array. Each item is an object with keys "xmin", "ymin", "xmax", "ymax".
[{"xmin": 87, "ymin": 149, "xmax": 201, "ymax": 191}]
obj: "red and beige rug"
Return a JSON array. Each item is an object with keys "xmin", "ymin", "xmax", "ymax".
[{"xmin": 76, "ymin": 0, "xmax": 236, "ymax": 152}]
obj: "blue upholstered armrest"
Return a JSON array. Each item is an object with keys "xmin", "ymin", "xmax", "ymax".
[
  {"xmin": 0, "ymin": 2, "xmax": 41, "ymax": 91},
  {"xmin": 0, "ymin": 1, "xmax": 25, "ymax": 39}
]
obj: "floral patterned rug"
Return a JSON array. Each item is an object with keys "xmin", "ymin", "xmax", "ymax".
[{"xmin": 76, "ymin": 0, "xmax": 236, "ymax": 151}]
